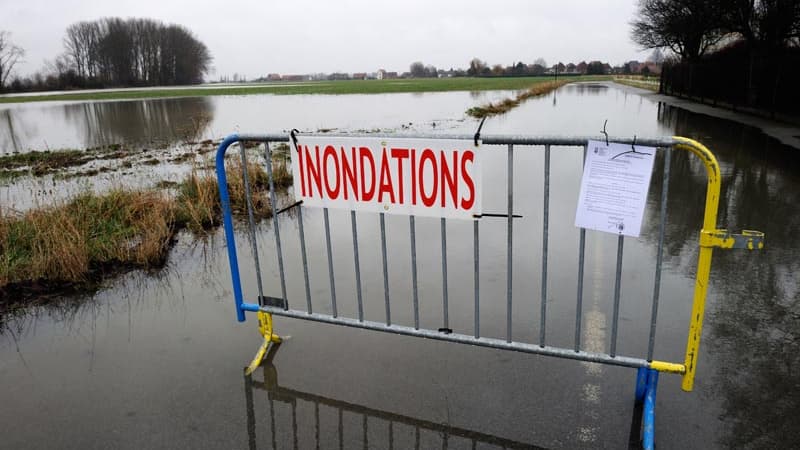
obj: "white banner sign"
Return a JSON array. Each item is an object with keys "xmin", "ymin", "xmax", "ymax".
[
  {"xmin": 289, "ymin": 136, "xmax": 482, "ymax": 220},
  {"xmin": 574, "ymin": 140, "xmax": 656, "ymax": 237}
]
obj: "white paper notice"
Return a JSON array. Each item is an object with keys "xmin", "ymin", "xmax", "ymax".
[{"xmin": 575, "ymin": 140, "xmax": 656, "ymax": 237}]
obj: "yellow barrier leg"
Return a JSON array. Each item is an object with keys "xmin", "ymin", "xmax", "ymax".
[
  {"xmin": 245, "ymin": 311, "xmax": 281, "ymax": 375},
  {"xmin": 681, "ymin": 246, "xmax": 713, "ymax": 391}
]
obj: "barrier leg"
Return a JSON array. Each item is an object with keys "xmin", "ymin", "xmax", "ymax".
[
  {"xmin": 642, "ymin": 369, "xmax": 659, "ymax": 450},
  {"xmin": 245, "ymin": 311, "xmax": 282, "ymax": 375},
  {"xmin": 634, "ymin": 367, "xmax": 648, "ymax": 403}
]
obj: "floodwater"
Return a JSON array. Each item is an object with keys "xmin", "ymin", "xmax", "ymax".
[{"xmin": 1, "ymin": 83, "xmax": 798, "ymax": 449}]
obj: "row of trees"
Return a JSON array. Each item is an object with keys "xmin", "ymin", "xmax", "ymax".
[
  {"xmin": 62, "ymin": 18, "xmax": 211, "ymax": 86},
  {"xmin": 406, "ymin": 58, "xmax": 616, "ymax": 79},
  {"xmin": 1, "ymin": 18, "xmax": 212, "ymax": 92},
  {"xmin": 634, "ymin": 0, "xmax": 800, "ymax": 115},
  {"xmin": 466, "ymin": 58, "xmax": 613, "ymax": 76},
  {"xmin": 631, "ymin": 0, "xmax": 800, "ymax": 61}
]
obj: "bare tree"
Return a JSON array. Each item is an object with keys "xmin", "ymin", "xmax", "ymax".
[
  {"xmin": 630, "ymin": 0, "xmax": 726, "ymax": 61},
  {"xmin": 724, "ymin": 0, "xmax": 800, "ymax": 51},
  {"xmin": 0, "ymin": 31, "xmax": 25, "ymax": 90}
]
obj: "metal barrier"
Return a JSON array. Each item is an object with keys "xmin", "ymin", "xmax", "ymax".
[{"xmin": 216, "ymin": 132, "xmax": 763, "ymax": 448}]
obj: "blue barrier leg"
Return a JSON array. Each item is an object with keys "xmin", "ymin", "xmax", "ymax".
[
  {"xmin": 216, "ymin": 134, "xmax": 247, "ymax": 322},
  {"xmin": 642, "ymin": 369, "xmax": 659, "ymax": 450},
  {"xmin": 635, "ymin": 367, "xmax": 648, "ymax": 403}
]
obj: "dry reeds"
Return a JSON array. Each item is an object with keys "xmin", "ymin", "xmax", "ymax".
[
  {"xmin": 466, "ymin": 80, "xmax": 569, "ymax": 118},
  {"xmin": 0, "ymin": 158, "xmax": 293, "ymax": 291},
  {"xmin": 0, "ymin": 190, "xmax": 176, "ymax": 287}
]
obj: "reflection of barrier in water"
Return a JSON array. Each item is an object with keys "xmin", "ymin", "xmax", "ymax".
[
  {"xmin": 243, "ymin": 343, "xmax": 544, "ymax": 450},
  {"xmin": 217, "ymin": 132, "xmax": 764, "ymax": 449}
]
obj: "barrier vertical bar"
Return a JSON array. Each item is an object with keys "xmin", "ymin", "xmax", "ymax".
[
  {"xmin": 324, "ymin": 208, "xmax": 338, "ymax": 317},
  {"xmin": 239, "ymin": 141, "xmax": 265, "ymax": 306},
  {"xmin": 575, "ymin": 144, "xmax": 588, "ymax": 351},
  {"xmin": 265, "ymin": 142, "xmax": 288, "ymax": 307},
  {"xmin": 647, "ymin": 147, "xmax": 671, "ymax": 361},
  {"xmin": 506, "ymin": 143, "xmax": 514, "ymax": 343},
  {"xmin": 610, "ymin": 235, "xmax": 625, "ymax": 357},
  {"xmin": 540, "ymin": 144, "xmax": 551, "ymax": 347},
  {"xmin": 474, "ymin": 219, "xmax": 480, "ymax": 338},
  {"xmin": 410, "ymin": 215, "xmax": 420, "ymax": 329},
  {"xmin": 380, "ymin": 213, "xmax": 391, "ymax": 326},
  {"xmin": 298, "ymin": 206, "xmax": 312, "ymax": 314},
  {"xmin": 441, "ymin": 217, "xmax": 450, "ymax": 331},
  {"xmin": 351, "ymin": 211, "xmax": 364, "ymax": 322}
]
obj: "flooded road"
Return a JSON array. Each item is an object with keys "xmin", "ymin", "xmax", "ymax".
[{"xmin": 1, "ymin": 83, "xmax": 798, "ymax": 449}]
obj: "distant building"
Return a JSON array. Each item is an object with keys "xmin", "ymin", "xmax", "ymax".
[
  {"xmin": 641, "ymin": 61, "xmax": 661, "ymax": 75},
  {"xmin": 267, "ymin": 73, "xmax": 281, "ymax": 81},
  {"xmin": 377, "ymin": 69, "xmax": 398, "ymax": 80},
  {"xmin": 626, "ymin": 61, "xmax": 642, "ymax": 73},
  {"xmin": 281, "ymin": 74, "xmax": 306, "ymax": 81},
  {"xmin": 352, "ymin": 73, "xmax": 367, "ymax": 80}
]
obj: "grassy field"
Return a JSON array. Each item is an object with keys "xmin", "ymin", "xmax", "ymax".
[
  {"xmin": 0, "ymin": 76, "xmax": 610, "ymax": 104},
  {"xmin": 613, "ymin": 76, "xmax": 660, "ymax": 92}
]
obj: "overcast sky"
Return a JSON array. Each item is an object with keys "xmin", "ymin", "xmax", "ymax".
[{"xmin": 2, "ymin": 0, "xmax": 650, "ymax": 80}]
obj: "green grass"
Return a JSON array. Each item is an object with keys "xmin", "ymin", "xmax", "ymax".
[
  {"xmin": 0, "ymin": 149, "xmax": 88, "ymax": 170},
  {"xmin": 0, "ymin": 76, "xmax": 611, "ymax": 104},
  {"xmin": 613, "ymin": 76, "xmax": 660, "ymax": 92}
]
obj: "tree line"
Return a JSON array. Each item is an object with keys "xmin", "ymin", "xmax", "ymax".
[
  {"xmin": 1, "ymin": 18, "xmax": 211, "ymax": 92},
  {"xmin": 407, "ymin": 57, "xmax": 616, "ymax": 79},
  {"xmin": 631, "ymin": 0, "xmax": 800, "ymax": 61}
]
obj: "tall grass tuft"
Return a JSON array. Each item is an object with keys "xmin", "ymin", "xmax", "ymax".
[
  {"xmin": 0, "ymin": 157, "xmax": 292, "ymax": 291},
  {"xmin": 0, "ymin": 190, "xmax": 176, "ymax": 287}
]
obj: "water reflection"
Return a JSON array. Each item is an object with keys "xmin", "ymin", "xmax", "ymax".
[
  {"xmin": 561, "ymin": 83, "xmax": 609, "ymax": 96},
  {"xmin": 244, "ymin": 343, "xmax": 545, "ymax": 450},
  {"xmin": 63, "ymin": 97, "xmax": 214, "ymax": 147},
  {"xmin": 0, "ymin": 97, "xmax": 214, "ymax": 153}
]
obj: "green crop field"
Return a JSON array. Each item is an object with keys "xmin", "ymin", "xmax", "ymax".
[{"xmin": 0, "ymin": 76, "xmax": 610, "ymax": 104}]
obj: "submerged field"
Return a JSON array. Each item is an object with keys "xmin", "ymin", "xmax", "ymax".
[{"xmin": 0, "ymin": 75, "xmax": 609, "ymax": 104}]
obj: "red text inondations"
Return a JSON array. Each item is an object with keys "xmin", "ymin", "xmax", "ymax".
[{"xmin": 297, "ymin": 145, "xmax": 476, "ymax": 210}]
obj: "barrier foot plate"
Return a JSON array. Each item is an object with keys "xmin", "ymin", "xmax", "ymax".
[
  {"xmin": 245, "ymin": 339, "xmax": 270, "ymax": 376},
  {"xmin": 244, "ymin": 311, "xmax": 281, "ymax": 376}
]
